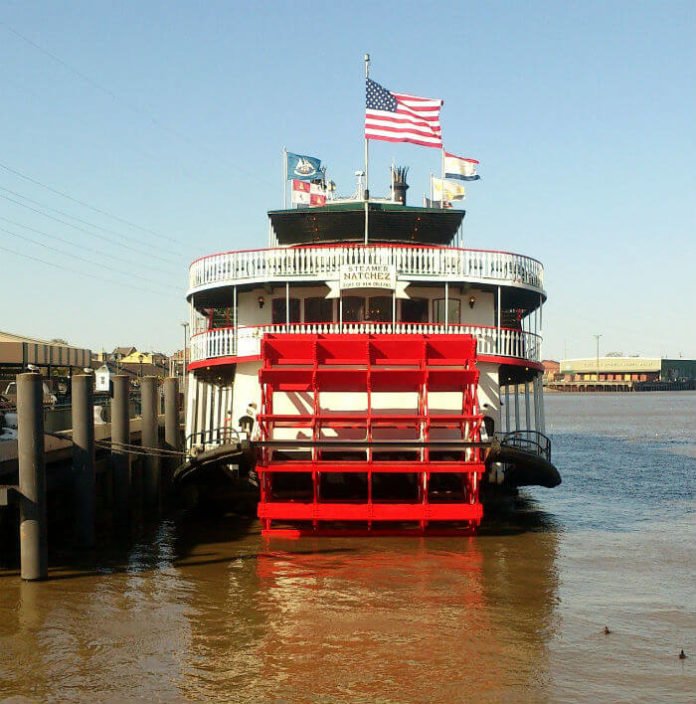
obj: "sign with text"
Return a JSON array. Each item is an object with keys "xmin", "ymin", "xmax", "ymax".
[{"xmin": 339, "ymin": 264, "xmax": 396, "ymax": 291}]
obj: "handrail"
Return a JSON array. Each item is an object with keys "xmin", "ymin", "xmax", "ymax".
[
  {"xmin": 189, "ymin": 241, "xmax": 544, "ymax": 265},
  {"xmin": 496, "ymin": 430, "xmax": 551, "ymax": 461},
  {"xmin": 186, "ymin": 426, "xmax": 240, "ymax": 451},
  {"xmin": 189, "ymin": 323, "xmax": 542, "ymax": 364},
  {"xmin": 188, "ymin": 244, "xmax": 544, "ymax": 294}
]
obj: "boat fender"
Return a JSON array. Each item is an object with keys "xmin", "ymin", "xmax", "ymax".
[
  {"xmin": 94, "ymin": 404, "xmax": 107, "ymax": 425},
  {"xmin": 222, "ymin": 463, "xmax": 239, "ymax": 480},
  {"xmin": 190, "ymin": 444, "xmax": 203, "ymax": 459}
]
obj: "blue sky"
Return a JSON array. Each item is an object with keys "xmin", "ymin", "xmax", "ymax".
[{"xmin": 1, "ymin": 1, "xmax": 694, "ymax": 359}]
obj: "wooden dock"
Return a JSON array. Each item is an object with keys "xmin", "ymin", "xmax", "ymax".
[
  {"xmin": 545, "ymin": 380, "xmax": 696, "ymax": 393},
  {"xmin": 0, "ymin": 373, "xmax": 182, "ymax": 580}
]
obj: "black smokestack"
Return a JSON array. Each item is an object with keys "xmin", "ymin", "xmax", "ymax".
[{"xmin": 391, "ymin": 166, "xmax": 409, "ymax": 205}]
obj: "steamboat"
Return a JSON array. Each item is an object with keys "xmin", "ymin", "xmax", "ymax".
[{"xmin": 180, "ymin": 168, "xmax": 559, "ymax": 536}]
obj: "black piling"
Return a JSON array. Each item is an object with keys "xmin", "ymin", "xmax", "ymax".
[
  {"xmin": 141, "ymin": 376, "xmax": 160, "ymax": 509},
  {"xmin": 164, "ymin": 377, "xmax": 180, "ymax": 454},
  {"xmin": 71, "ymin": 374, "xmax": 95, "ymax": 548},
  {"xmin": 163, "ymin": 377, "xmax": 180, "ymax": 492},
  {"xmin": 17, "ymin": 372, "xmax": 47, "ymax": 580},
  {"xmin": 111, "ymin": 374, "xmax": 131, "ymax": 523}
]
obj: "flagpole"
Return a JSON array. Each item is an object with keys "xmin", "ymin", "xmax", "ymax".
[
  {"xmin": 283, "ymin": 147, "xmax": 287, "ymax": 209},
  {"xmin": 364, "ymin": 53, "xmax": 370, "ymax": 245}
]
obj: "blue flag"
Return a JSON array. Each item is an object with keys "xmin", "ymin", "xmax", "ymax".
[{"xmin": 287, "ymin": 152, "xmax": 322, "ymax": 181}]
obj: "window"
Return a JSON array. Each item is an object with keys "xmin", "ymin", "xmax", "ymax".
[
  {"xmin": 211, "ymin": 306, "xmax": 233, "ymax": 329},
  {"xmin": 304, "ymin": 297, "xmax": 334, "ymax": 323},
  {"xmin": 342, "ymin": 296, "xmax": 363, "ymax": 322},
  {"xmin": 433, "ymin": 298, "xmax": 461, "ymax": 324},
  {"xmin": 272, "ymin": 298, "xmax": 301, "ymax": 324},
  {"xmin": 341, "ymin": 296, "xmax": 393, "ymax": 322},
  {"xmin": 401, "ymin": 298, "xmax": 428, "ymax": 323},
  {"xmin": 366, "ymin": 296, "xmax": 392, "ymax": 322}
]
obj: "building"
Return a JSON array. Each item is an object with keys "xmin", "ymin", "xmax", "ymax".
[
  {"xmin": 1, "ymin": 331, "xmax": 91, "ymax": 371},
  {"xmin": 547, "ymin": 357, "xmax": 696, "ymax": 391},
  {"xmin": 95, "ymin": 364, "xmax": 111, "ymax": 392},
  {"xmin": 119, "ymin": 350, "xmax": 167, "ymax": 367},
  {"xmin": 542, "ymin": 359, "xmax": 560, "ymax": 384},
  {"xmin": 93, "ymin": 346, "xmax": 137, "ymax": 364},
  {"xmin": 169, "ymin": 348, "xmax": 187, "ymax": 378},
  {"xmin": 0, "ymin": 331, "xmax": 92, "ymax": 398},
  {"xmin": 91, "ymin": 347, "xmax": 170, "ymax": 385}
]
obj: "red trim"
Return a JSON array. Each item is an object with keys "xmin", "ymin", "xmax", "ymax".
[
  {"xmin": 262, "ymin": 528, "xmax": 478, "ymax": 538},
  {"xmin": 258, "ymin": 502, "xmax": 483, "ymax": 522},
  {"xmin": 188, "ymin": 355, "xmax": 258, "ymax": 370},
  {"xmin": 189, "ymin": 326, "xmax": 543, "ymax": 370},
  {"xmin": 189, "ymin": 352, "xmax": 543, "ymax": 372},
  {"xmin": 479, "ymin": 355, "xmax": 544, "ymax": 372},
  {"xmin": 258, "ymin": 460, "xmax": 482, "ymax": 474}
]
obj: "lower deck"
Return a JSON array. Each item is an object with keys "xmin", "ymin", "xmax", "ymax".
[{"xmin": 183, "ymin": 332, "xmax": 549, "ymax": 535}]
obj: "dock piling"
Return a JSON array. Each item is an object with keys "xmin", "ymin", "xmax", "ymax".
[
  {"xmin": 17, "ymin": 372, "xmax": 47, "ymax": 581},
  {"xmin": 164, "ymin": 377, "xmax": 180, "ymax": 454},
  {"xmin": 141, "ymin": 376, "xmax": 160, "ymax": 508},
  {"xmin": 111, "ymin": 375, "xmax": 131, "ymax": 523},
  {"xmin": 163, "ymin": 377, "xmax": 180, "ymax": 492},
  {"xmin": 72, "ymin": 374, "xmax": 95, "ymax": 548}
]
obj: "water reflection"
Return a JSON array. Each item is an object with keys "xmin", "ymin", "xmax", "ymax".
[
  {"xmin": 177, "ymin": 505, "xmax": 560, "ymax": 703},
  {"xmin": 0, "ymin": 502, "xmax": 562, "ymax": 703}
]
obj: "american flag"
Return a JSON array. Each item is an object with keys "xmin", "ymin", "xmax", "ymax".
[{"xmin": 365, "ymin": 78, "xmax": 443, "ymax": 148}]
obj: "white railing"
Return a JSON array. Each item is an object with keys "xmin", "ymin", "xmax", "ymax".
[
  {"xmin": 190, "ymin": 327, "xmax": 237, "ymax": 362},
  {"xmin": 190, "ymin": 324, "xmax": 541, "ymax": 364},
  {"xmin": 188, "ymin": 245, "xmax": 544, "ymax": 294}
]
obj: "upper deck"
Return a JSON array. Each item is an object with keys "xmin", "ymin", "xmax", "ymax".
[
  {"xmin": 188, "ymin": 202, "xmax": 545, "ymax": 304},
  {"xmin": 188, "ymin": 243, "xmax": 545, "ymax": 302},
  {"xmin": 186, "ymin": 201, "xmax": 547, "ymax": 372},
  {"xmin": 268, "ymin": 202, "xmax": 465, "ymax": 245}
]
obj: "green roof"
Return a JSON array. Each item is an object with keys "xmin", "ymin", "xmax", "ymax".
[{"xmin": 268, "ymin": 202, "xmax": 465, "ymax": 246}]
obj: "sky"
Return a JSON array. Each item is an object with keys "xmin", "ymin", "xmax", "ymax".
[{"xmin": 1, "ymin": 1, "xmax": 694, "ymax": 359}]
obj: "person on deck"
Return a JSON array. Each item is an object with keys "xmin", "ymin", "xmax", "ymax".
[{"xmin": 238, "ymin": 402, "xmax": 257, "ymax": 436}]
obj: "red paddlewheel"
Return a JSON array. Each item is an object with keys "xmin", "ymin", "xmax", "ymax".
[{"xmin": 256, "ymin": 334, "xmax": 485, "ymax": 536}]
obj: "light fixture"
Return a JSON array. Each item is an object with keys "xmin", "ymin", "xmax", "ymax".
[
  {"xmin": 258, "ymin": 296, "xmax": 265, "ymax": 309},
  {"xmin": 468, "ymin": 296, "xmax": 476, "ymax": 309}
]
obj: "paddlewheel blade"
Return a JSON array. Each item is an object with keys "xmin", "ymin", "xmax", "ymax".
[{"xmin": 256, "ymin": 334, "xmax": 485, "ymax": 536}]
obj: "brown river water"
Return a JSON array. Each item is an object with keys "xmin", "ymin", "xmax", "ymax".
[{"xmin": 1, "ymin": 392, "xmax": 694, "ymax": 703}]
